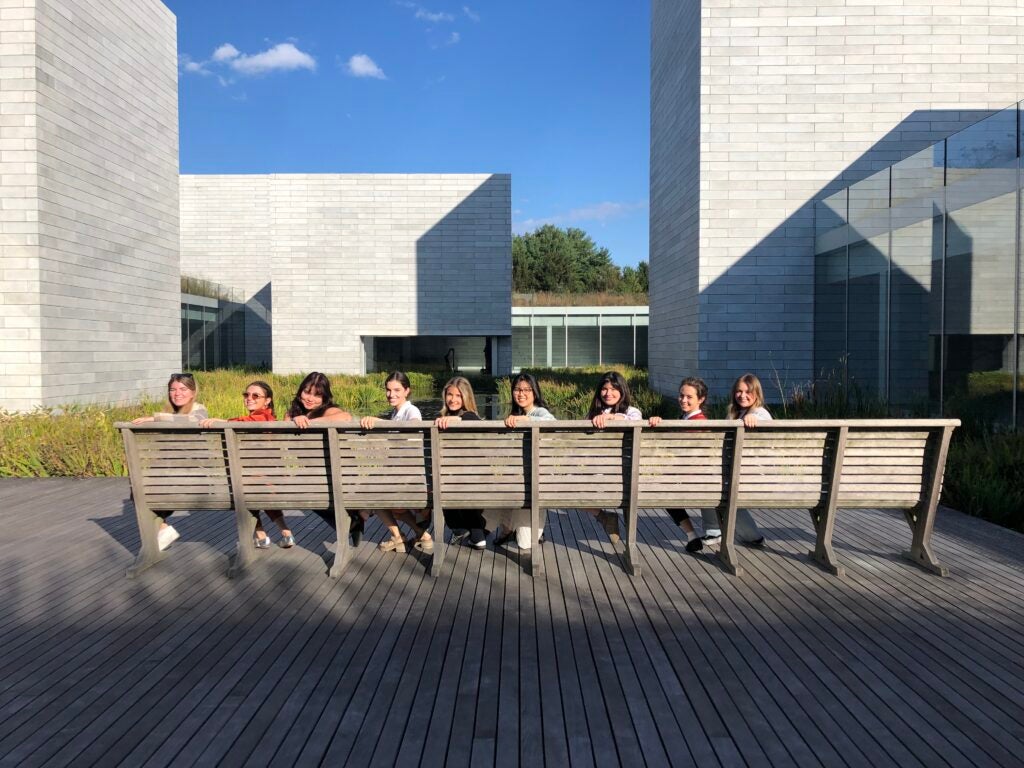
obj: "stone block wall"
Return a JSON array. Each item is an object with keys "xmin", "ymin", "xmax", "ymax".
[
  {"xmin": 650, "ymin": 0, "xmax": 1024, "ymax": 399},
  {"xmin": 0, "ymin": 0, "xmax": 179, "ymax": 410},
  {"xmin": 180, "ymin": 173, "xmax": 512, "ymax": 375}
]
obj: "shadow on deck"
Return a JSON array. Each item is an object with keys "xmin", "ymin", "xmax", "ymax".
[{"xmin": 0, "ymin": 478, "xmax": 1022, "ymax": 767}]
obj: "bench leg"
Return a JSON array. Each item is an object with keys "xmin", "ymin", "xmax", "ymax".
[
  {"xmin": 808, "ymin": 508, "xmax": 846, "ymax": 578},
  {"xmin": 528, "ymin": 505, "xmax": 544, "ymax": 578},
  {"xmin": 228, "ymin": 507, "xmax": 257, "ymax": 579},
  {"xmin": 717, "ymin": 506, "xmax": 743, "ymax": 577},
  {"xmin": 902, "ymin": 508, "xmax": 948, "ymax": 577},
  {"xmin": 329, "ymin": 508, "xmax": 352, "ymax": 579},
  {"xmin": 429, "ymin": 512, "xmax": 446, "ymax": 578},
  {"xmin": 624, "ymin": 506, "xmax": 640, "ymax": 577},
  {"xmin": 127, "ymin": 505, "xmax": 166, "ymax": 578}
]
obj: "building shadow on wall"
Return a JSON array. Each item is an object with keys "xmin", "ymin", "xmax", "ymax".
[
  {"xmin": 364, "ymin": 174, "xmax": 511, "ymax": 376},
  {"xmin": 697, "ymin": 108, "xmax": 1010, "ymax": 411}
]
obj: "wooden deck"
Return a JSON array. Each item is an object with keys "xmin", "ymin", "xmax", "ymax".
[{"xmin": 1, "ymin": 478, "xmax": 1023, "ymax": 767}]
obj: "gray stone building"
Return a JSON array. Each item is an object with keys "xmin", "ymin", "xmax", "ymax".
[
  {"xmin": 180, "ymin": 174, "xmax": 512, "ymax": 375},
  {"xmin": 0, "ymin": 0, "xmax": 180, "ymax": 411},
  {"xmin": 650, "ymin": 0, "xmax": 1024, "ymax": 398}
]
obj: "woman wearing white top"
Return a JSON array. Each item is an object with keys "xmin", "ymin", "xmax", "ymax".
[
  {"xmin": 496, "ymin": 372, "xmax": 556, "ymax": 549},
  {"xmin": 583, "ymin": 371, "xmax": 642, "ymax": 542},
  {"xmin": 359, "ymin": 371, "xmax": 428, "ymax": 552}
]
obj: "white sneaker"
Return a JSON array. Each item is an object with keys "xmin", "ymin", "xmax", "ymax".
[
  {"xmin": 158, "ymin": 525, "xmax": 180, "ymax": 551},
  {"xmin": 516, "ymin": 526, "xmax": 544, "ymax": 550}
]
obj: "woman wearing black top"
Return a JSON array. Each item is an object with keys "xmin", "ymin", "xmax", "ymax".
[{"xmin": 435, "ymin": 376, "xmax": 488, "ymax": 549}]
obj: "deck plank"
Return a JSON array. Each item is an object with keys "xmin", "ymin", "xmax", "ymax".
[{"xmin": 0, "ymin": 479, "xmax": 1022, "ymax": 767}]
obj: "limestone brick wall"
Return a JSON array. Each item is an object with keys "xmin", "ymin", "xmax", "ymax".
[
  {"xmin": 0, "ymin": 0, "xmax": 180, "ymax": 410},
  {"xmin": 651, "ymin": 0, "xmax": 1024, "ymax": 398},
  {"xmin": 180, "ymin": 174, "xmax": 512, "ymax": 374}
]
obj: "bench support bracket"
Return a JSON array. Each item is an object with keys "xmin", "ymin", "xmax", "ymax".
[
  {"xmin": 123, "ymin": 429, "xmax": 167, "ymax": 578},
  {"xmin": 902, "ymin": 425, "xmax": 952, "ymax": 577},
  {"xmin": 808, "ymin": 426, "xmax": 847, "ymax": 577}
]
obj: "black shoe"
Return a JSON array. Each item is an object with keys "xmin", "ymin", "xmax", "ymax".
[
  {"xmin": 685, "ymin": 537, "xmax": 704, "ymax": 553},
  {"xmin": 349, "ymin": 514, "xmax": 364, "ymax": 546},
  {"xmin": 745, "ymin": 536, "xmax": 765, "ymax": 548},
  {"xmin": 468, "ymin": 528, "xmax": 487, "ymax": 549}
]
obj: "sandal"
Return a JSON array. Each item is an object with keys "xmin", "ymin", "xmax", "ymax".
[
  {"xmin": 414, "ymin": 537, "xmax": 434, "ymax": 552},
  {"xmin": 378, "ymin": 537, "xmax": 406, "ymax": 553}
]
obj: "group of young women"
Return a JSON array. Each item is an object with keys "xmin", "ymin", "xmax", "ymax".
[{"xmin": 133, "ymin": 369, "xmax": 773, "ymax": 555}]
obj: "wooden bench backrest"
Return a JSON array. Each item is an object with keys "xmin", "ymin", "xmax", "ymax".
[
  {"xmin": 538, "ymin": 428, "xmax": 631, "ymax": 508},
  {"xmin": 336, "ymin": 429, "xmax": 430, "ymax": 509},
  {"xmin": 232, "ymin": 430, "xmax": 332, "ymax": 510},
  {"xmin": 436, "ymin": 427, "xmax": 527, "ymax": 509},
  {"xmin": 837, "ymin": 427, "xmax": 931, "ymax": 509},
  {"xmin": 120, "ymin": 419, "xmax": 956, "ymax": 514},
  {"xmin": 127, "ymin": 430, "xmax": 233, "ymax": 512},
  {"xmin": 639, "ymin": 428, "xmax": 733, "ymax": 508}
]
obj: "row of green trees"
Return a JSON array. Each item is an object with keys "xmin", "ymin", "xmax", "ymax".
[{"xmin": 513, "ymin": 225, "xmax": 648, "ymax": 294}]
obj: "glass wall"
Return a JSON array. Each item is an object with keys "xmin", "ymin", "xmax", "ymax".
[
  {"xmin": 181, "ymin": 295, "xmax": 247, "ymax": 371},
  {"xmin": 511, "ymin": 307, "xmax": 648, "ymax": 370},
  {"xmin": 814, "ymin": 103, "xmax": 1022, "ymax": 427}
]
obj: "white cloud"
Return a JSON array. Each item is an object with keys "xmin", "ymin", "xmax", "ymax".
[
  {"xmin": 346, "ymin": 53, "xmax": 387, "ymax": 80},
  {"xmin": 513, "ymin": 200, "xmax": 648, "ymax": 234},
  {"xmin": 446, "ymin": 31, "xmax": 461, "ymax": 45},
  {"xmin": 463, "ymin": 5, "xmax": 480, "ymax": 21},
  {"xmin": 212, "ymin": 43, "xmax": 240, "ymax": 62},
  {"xmin": 180, "ymin": 42, "xmax": 316, "ymax": 82},
  {"xmin": 228, "ymin": 42, "xmax": 316, "ymax": 75},
  {"xmin": 415, "ymin": 7, "xmax": 455, "ymax": 22}
]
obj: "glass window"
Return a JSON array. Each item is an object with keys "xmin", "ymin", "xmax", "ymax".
[
  {"xmin": 890, "ymin": 144, "xmax": 945, "ymax": 412},
  {"xmin": 814, "ymin": 189, "xmax": 848, "ymax": 397},
  {"xmin": 945, "ymin": 106, "xmax": 1018, "ymax": 426},
  {"xmin": 846, "ymin": 169, "xmax": 890, "ymax": 399},
  {"xmin": 566, "ymin": 315, "xmax": 599, "ymax": 367}
]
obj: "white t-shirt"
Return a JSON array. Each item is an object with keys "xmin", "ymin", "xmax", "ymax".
[
  {"xmin": 600, "ymin": 406, "xmax": 642, "ymax": 421},
  {"xmin": 390, "ymin": 401, "xmax": 422, "ymax": 421}
]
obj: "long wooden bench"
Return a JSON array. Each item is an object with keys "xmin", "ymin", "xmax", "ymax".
[{"xmin": 117, "ymin": 418, "xmax": 959, "ymax": 580}]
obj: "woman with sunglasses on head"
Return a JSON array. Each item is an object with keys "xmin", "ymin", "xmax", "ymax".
[
  {"xmin": 131, "ymin": 373, "xmax": 210, "ymax": 550},
  {"xmin": 200, "ymin": 381, "xmax": 296, "ymax": 548}
]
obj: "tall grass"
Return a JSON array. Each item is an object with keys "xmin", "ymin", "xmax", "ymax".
[{"xmin": 0, "ymin": 369, "xmax": 436, "ymax": 478}]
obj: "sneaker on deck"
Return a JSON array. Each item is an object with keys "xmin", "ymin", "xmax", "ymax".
[{"xmin": 158, "ymin": 525, "xmax": 179, "ymax": 551}]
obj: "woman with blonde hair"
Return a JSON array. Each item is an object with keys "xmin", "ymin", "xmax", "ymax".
[
  {"xmin": 131, "ymin": 373, "xmax": 210, "ymax": 550},
  {"xmin": 435, "ymin": 376, "xmax": 487, "ymax": 548},
  {"xmin": 725, "ymin": 373, "xmax": 769, "ymax": 546}
]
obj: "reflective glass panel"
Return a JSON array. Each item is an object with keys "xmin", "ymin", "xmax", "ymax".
[
  {"xmin": 945, "ymin": 107, "xmax": 1018, "ymax": 426},
  {"xmin": 847, "ymin": 169, "xmax": 890, "ymax": 399},
  {"xmin": 814, "ymin": 189, "xmax": 848, "ymax": 396},
  {"xmin": 890, "ymin": 143, "xmax": 945, "ymax": 412}
]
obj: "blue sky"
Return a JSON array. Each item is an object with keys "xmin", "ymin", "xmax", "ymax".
[{"xmin": 165, "ymin": 0, "xmax": 651, "ymax": 267}]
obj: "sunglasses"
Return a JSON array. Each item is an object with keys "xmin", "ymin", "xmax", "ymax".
[
  {"xmin": 242, "ymin": 392, "xmax": 266, "ymax": 400},
  {"xmin": 171, "ymin": 372, "xmax": 195, "ymax": 380}
]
